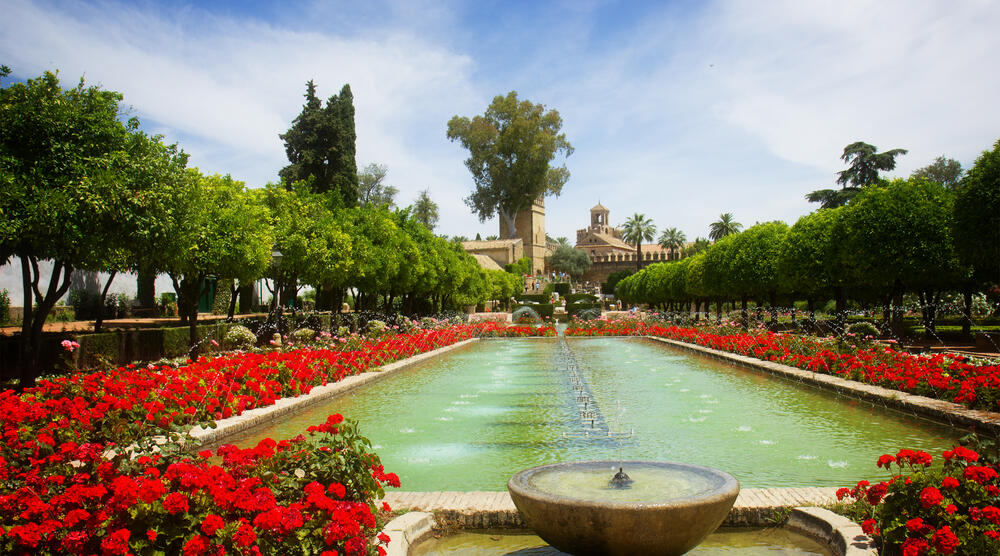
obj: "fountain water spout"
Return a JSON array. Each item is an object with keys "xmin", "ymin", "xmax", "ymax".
[{"xmin": 609, "ymin": 466, "xmax": 633, "ymax": 488}]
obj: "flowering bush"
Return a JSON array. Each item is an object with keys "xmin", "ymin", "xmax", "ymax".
[
  {"xmin": 837, "ymin": 447, "xmax": 1000, "ymax": 555},
  {"xmin": 224, "ymin": 325, "xmax": 257, "ymax": 349},
  {"xmin": 565, "ymin": 319, "xmax": 1000, "ymax": 411},
  {"xmin": 0, "ymin": 414, "xmax": 397, "ymax": 555},
  {"xmin": 291, "ymin": 328, "xmax": 316, "ymax": 344}
]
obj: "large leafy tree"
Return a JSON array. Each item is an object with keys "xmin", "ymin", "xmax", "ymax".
[
  {"xmin": 837, "ymin": 178, "xmax": 961, "ymax": 336},
  {"xmin": 546, "ymin": 245, "xmax": 591, "ymax": 280},
  {"xmin": 657, "ymin": 227, "xmax": 686, "ymax": 260},
  {"xmin": 1, "ymin": 67, "xmax": 139, "ymax": 387},
  {"xmin": 447, "ymin": 91, "xmax": 573, "ymax": 239},
  {"xmin": 279, "ymin": 81, "xmax": 358, "ymax": 206},
  {"xmin": 777, "ymin": 208, "xmax": 842, "ymax": 319},
  {"xmin": 708, "ymin": 213, "xmax": 742, "ymax": 241},
  {"xmin": 621, "ymin": 213, "xmax": 656, "ymax": 271},
  {"xmin": 164, "ymin": 171, "xmax": 273, "ymax": 351},
  {"xmin": 954, "ymin": 139, "xmax": 1000, "ymax": 286},
  {"xmin": 912, "ymin": 156, "xmax": 963, "ymax": 189},
  {"xmin": 411, "ymin": 189, "xmax": 439, "ymax": 232},
  {"xmin": 807, "ymin": 141, "xmax": 908, "ymax": 208},
  {"xmin": 726, "ymin": 221, "xmax": 789, "ymax": 325},
  {"xmin": 357, "ymin": 162, "xmax": 398, "ymax": 208}
]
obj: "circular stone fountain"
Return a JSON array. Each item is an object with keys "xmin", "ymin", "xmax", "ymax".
[{"xmin": 507, "ymin": 461, "xmax": 740, "ymax": 556}]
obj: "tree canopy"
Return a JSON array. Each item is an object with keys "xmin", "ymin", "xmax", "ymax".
[
  {"xmin": 447, "ymin": 91, "xmax": 573, "ymax": 238},
  {"xmin": 411, "ymin": 189, "xmax": 439, "ymax": 231},
  {"xmin": 954, "ymin": 139, "xmax": 1000, "ymax": 284},
  {"xmin": 708, "ymin": 213, "xmax": 741, "ymax": 241},
  {"xmin": 357, "ymin": 162, "xmax": 398, "ymax": 208},
  {"xmin": 547, "ymin": 244, "xmax": 592, "ymax": 280},
  {"xmin": 807, "ymin": 141, "xmax": 908, "ymax": 208},
  {"xmin": 912, "ymin": 156, "xmax": 963, "ymax": 189},
  {"xmin": 620, "ymin": 213, "xmax": 656, "ymax": 270},
  {"xmin": 279, "ymin": 81, "xmax": 358, "ymax": 206}
]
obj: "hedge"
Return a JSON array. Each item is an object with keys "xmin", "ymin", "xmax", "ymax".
[
  {"xmin": 568, "ymin": 302, "xmax": 602, "ymax": 317},
  {"xmin": 513, "ymin": 303, "xmax": 554, "ymax": 319},
  {"xmin": 565, "ymin": 293, "xmax": 598, "ymax": 304},
  {"xmin": 553, "ymin": 283, "xmax": 570, "ymax": 296},
  {"xmin": 516, "ymin": 294, "xmax": 549, "ymax": 304}
]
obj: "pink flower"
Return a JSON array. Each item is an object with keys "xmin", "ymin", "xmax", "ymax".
[{"xmin": 61, "ymin": 339, "xmax": 80, "ymax": 352}]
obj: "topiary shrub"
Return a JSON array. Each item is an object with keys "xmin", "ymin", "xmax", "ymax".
[
  {"xmin": 512, "ymin": 306, "xmax": 541, "ymax": 324},
  {"xmin": 553, "ymin": 282, "xmax": 570, "ymax": 296},
  {"xmin": 366, "ymin": 319, "xmax": 388, "ymax": 338},
  {"xmin": 225, "ymin": 324, "xmax": 257, "ymax": 349},
  {"xmin": 291, "ymin": 328, "xmax": 316, "ymax": 344}
]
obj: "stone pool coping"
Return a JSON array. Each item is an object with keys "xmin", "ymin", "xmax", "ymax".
[
  {"xmin": 630, "ymin": 335, "xmax": 1000, "ymax": 435},
  {"xmin": 187, "ymin": 338, "xmax": 479, "ymax": 447},
  {"xmin": 378, "ymin": 489, "xmax": 876, "ymax": 555}
]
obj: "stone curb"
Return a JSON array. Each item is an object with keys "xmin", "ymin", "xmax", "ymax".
[
  {"xmin": 187, "ymin": 338, "xmax": 479, "ymax": 447},
  {"xmin": 636, "ymin": 335, "xmax": 1000, "ymax": 434},
  {"xmin": 380, "ymin": 512, "xmax": 437, "ymax": 556},
  {"xmin": 376, "ymin": 499, "xmax": 875, "ymax": 556},
  {"xmin": 787, "ymin": 507, "xmax": 877, "ymax": 555}
]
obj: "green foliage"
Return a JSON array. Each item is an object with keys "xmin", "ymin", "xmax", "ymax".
[
  {"xmin": 912, "ymin": 155, "xmax": 963, "ymax": 189},
  {"xmin": 573, "ymin": 307, "xmax": 603, "ymax": 320},
  {"xmin": 447, "ymin": 91, "xmax": 573, "ymax": 238},
  {"xmin": 954, "ymin": 139, "xmax": 1000, "ymax": 284},
  {"xmin": 683, "ymin": 237, "xmax": 711, "ymax": 257},
  {"xmin": 726, "ymin": 221, "xmax": 788, "ymax": 299},
  {"xmin": 505, "ymin": 256, "xmax": 533, "ymax": 276},
  {"xmin": 547, "ymin": 246, "xmax": 591, "ymax": 280},
  {"xmin": 0, "ymin": 289, "xmax": 9, "ymax": 324},
  {"xmin": 708, "ymin": 213, "xmax": 742, "ymax": 241},
  {"xmin": 658, "ymin": 227, "xmax": 686, "ymax": 256},
  {"xmin": 357, "ymin": 162, "xmax": 397, "ymax": 208},
  {"xmin": 602, "ymin": 269, "xmax": 633, "ymax": 295},
  {"xmin": 778, "ymin": 209, "xmax": 841, "ymax": 299},
  {"xmin": 516, "ymin": 294, "xmax": 548, "ymax": 303},
  {"xmin": 279, "ymin": 80, "xmax": 358, "ymax": 206},
  {"xmin": 837, "ymin": 178, "xmax": 960, "ymax": 292},
  {"xmin": 512, "ymin": 305, "xmax": 542, "ymax": 324},
  {"xmin": 553, "ymin": 282, "xmax": 571, "ymax": 296},
  {"xmin": 807, "ymin": 141, "xmax": 907, "ymax": 208},
  {"xmin": 291, "ymin": 328, "xmax": 316, "ymax": 343},
  {"xmin": 76, "ymin": 332, "xmax": 121, "ymax": 369},
  {"xmin": 565, "ymin": 293, "xmax": 598, "ymax": 304},
  {"xmin": 410, "ymin": 189, "xmax": 439, "ymax": 232},
  {"xmin": 567, "ymin": 302, "xmax": 601, "ymax": 317},
  {"xmin": 621, "ymin": 213, "xmax": 656, "ymax": 269},
  {"xmin": 224, "ymin": 324, "xmax": 257, "ymax": 349}
]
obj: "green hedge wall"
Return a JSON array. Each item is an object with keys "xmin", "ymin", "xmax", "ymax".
[
  {"xmin": 553, "ymin": 283, "xmax": 570, "ymax": 296},
  {"xmin": 516, "ymin": 294, "xmax": 549, "ymax": 303},
  {"xmin": 565, "ymin": 293, "xmax": 598, "ymax": 304},
  {"xmin": 567, "ymin": 302, "xmax": 602, "ymax": 317},
  {"xmin": 513, "ymin": 303, "xmax": 554, "ymax": 319},
  {"xmin": 77, "ymin": 332, "xmax": 121, "ymax": 369}
]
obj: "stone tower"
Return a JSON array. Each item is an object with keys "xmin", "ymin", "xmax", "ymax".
[{"xmin": 500, "ymin": 197, "xmax": 546, "ymax": 276}]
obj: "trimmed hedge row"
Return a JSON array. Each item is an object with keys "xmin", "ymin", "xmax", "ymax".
[
  {"xmin": 513, "ymin": 303, "xmax": 554, "ymax": 319},
  {"xmin": 565, "ymin": 293, "xmax": 598, "ymax": 304},
  {"xmin": 516, "ymin": 294, "xmax": 549, "ymax": 303},
  {"xmin": 567, "ymin": 302, "xmax": 602, "ymax": 317}
]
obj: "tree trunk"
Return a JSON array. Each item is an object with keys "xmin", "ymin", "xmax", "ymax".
[
  {"xmin": 635, "ymin": 242, "xmax": 641, "ymax": 272},
  {"xmin": 137, "ymin": 267, "xmax": 156, "ymax": 309},
  {"xmin": 890, "ymin": 281, "xmax": 905, "ymax": 341},
  {"xmin": 768, "ymin": 291, "xmax": 778, "ymax": 327},
  {"xmin": 19, "ymin": 256, "xmax": 73, "ymax": 389},
  {"xmin": 95, "ymin": 270, "xmax": 118, "ymax": 333},
  {"xmin": 962, "ymin": 286, "xmax": 973, "ymax": 338},
  {"xmin": 501, "ymin": 211, "xmax": 517, "ymax": 240},
  {"xmin": 741, "ymin": 296, "xmax": 749, "ymax": 329},
  {"xmin": 227, "ymin": 281, "xmax": 239, "ymax": 319},
  {"xmin": 716, "ymin": 299, "xmax": 722, "ymax": 322},
  {"xmin": 834, "ymin": 286, "xmax": 846, "ymax": 333}
]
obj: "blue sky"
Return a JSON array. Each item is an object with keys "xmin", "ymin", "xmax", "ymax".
[{"xmin": 3, "ymin": 0, "xmax": 999, "ymax": 243}]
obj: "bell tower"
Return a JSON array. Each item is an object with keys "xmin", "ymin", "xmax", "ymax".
[{"xmin": 499, "ymin": 197, "xmax": 546, "ymax": 276}]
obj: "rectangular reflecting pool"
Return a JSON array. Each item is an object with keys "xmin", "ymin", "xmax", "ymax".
[{"xmin": 226, "ymin": 337, "xmax": 960, "ymax": 490}]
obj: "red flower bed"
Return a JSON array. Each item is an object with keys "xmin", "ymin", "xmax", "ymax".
[
  {"xmin": 566, "ymin": 319, "xmax": 1000, "ymax": 411},
  {"xmin": 0, "ymin": 322, "xmax": 546, "ymax": 555},
  {"xmin": 839, "ymin": 447, "xmax": 1000, "ymax": 554}
]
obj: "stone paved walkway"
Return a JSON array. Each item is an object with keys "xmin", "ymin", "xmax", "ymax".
[{"xmin": 380, "ymin": 487, "xmax": 840, "ymax": 528}]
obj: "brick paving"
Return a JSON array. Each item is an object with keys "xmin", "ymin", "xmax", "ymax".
[{"xmin": 380, "ymin": 487, "xmax": 840, "ymax": 529}]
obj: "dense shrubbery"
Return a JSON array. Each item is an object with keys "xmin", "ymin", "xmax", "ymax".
[{"xmin": 837, "ymin": 447, "xmax": 1000, "ymax": 555}]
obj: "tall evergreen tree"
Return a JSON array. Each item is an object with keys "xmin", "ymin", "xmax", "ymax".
[{"xmin": 279, "ymin": 81, "xmax": 358, "ymax": 206}]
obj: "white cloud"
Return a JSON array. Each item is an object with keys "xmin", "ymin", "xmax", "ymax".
[{"xmin": 2, "ymin": 0, "xmax": 997, "ymax": 246}]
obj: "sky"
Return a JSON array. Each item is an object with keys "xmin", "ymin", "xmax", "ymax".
[{"xmin": 2, "ymin": 0, "xmax": 999, "ymax": 244}]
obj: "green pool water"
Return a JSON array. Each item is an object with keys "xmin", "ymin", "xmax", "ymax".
[
  {"xmin": 226, "ymin": 337, "xmax": 959, "ymax": 490},
  {"xmin": 410, "ymin": 528, "xmax": 832, "ymax": 555}
]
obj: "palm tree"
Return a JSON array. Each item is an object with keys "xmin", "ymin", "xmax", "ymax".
[
  {"xmin": 621, "ymin": 213, "xmax": 656, "ymax": 271},
  {"xmin": 657, "ymin": 227, "xmax": 687, "ymax": 260},
  {"xmin": 709, "ymin": 213, "xmax": 742, "ymax": 241}
]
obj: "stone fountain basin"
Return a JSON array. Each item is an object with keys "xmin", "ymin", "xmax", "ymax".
[{"xmin": 508, "ymin": 461, "xmax": 740, "ymax": 556}]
